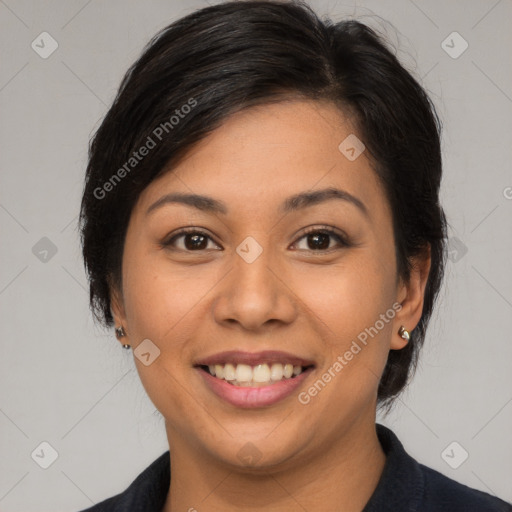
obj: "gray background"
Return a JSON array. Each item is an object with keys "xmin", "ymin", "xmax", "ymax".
[{"xmin": 1, "ymin": 0, "xmax": 511, "ymax": 510}]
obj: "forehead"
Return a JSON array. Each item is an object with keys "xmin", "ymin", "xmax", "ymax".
[{"xmin": 136, "ymin": 100, "xmax": 387, "ymax": 222}]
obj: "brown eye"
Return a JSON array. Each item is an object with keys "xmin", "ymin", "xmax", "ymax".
[
  {"xmin": 306, "ymin": 232, "xmax": 331, "ymax": 250},
  {"xmin": 292, "ymin": 227, "xmax": 349, "ymax": 252},
  {"xmin": 184, "ymin": 233, "xmax": 208, "ymax": 250},
  {"xmin": 164, "ymin": 229, "xmax": 221, "ymax": 251}
]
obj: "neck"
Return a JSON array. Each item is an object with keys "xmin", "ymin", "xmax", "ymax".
[{"xmin": 162, "ymin": 411, "xmax": 386, "ymax": 512}]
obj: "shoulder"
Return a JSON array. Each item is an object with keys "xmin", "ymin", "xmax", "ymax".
[
  {"xmin": 368, "ymin": 425, "xmax": 511, "ymax": 512},
  {"xmin": 418, "ymin": 463, "xmax": 512, "ymax": 511}
]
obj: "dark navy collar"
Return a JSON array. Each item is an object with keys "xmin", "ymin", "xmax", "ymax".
[
  {"xmin": 81, "ymin": 423, "xmax": 511, "ymax": 511},
  {"xmin": 363, "ymin": 424, "xmax": 425, "ymax": 511}
]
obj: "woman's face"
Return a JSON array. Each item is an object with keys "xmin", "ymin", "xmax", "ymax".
[{"xmin": 112, "ymin": 100, "xmax": 426, "ymax": 471}]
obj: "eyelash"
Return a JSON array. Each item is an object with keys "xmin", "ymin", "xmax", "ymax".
[{"xmin": 162, "ymin": 225, "xmax": 350, "ymax": 253}]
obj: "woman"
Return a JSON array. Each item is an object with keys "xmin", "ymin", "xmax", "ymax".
[{"xmin": 78, "ymin": 1, "xmax": 511, "ymax": 510}]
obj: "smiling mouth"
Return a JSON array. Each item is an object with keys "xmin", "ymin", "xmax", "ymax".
[{"xmin": 198, "ymin": 363, "xmax": 314, "ymax": 387}]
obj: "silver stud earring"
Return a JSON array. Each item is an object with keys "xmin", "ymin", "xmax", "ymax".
[
  {"xmin": 115, "ymin": 326, "xmax": 126, "ymax": 338},
  {"xmin": 398, "ymin": 326, "xmax": 410, "ymax": 341},
  {"xmin": 115, "ymin": 326, "xmax": 131, "ymax": 349}
]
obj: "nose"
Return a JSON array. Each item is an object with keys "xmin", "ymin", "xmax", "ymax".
[{"xmin": 212, "ymin": 246, "xmax": 298, "ymax": 332}]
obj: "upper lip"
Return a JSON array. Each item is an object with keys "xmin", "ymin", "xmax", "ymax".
[{"xmin": 195, "ymin": 350, "xmax": 315, "ymax": 368}]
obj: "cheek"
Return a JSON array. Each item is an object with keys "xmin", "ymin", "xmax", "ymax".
[
  {"xmin": 120, "ymin": 252, "xmax": 214, "ymax": 422},
  {"xmin": 304, "ymin": 251, "xmax": 394, "ymax": 313},
  {"xmin": 121, "ymin": 248, "xmax": 219, "ymax": 342},
  {"xmin": 290, "ymin": 252, "xmax": 396, "ymax": 365}
]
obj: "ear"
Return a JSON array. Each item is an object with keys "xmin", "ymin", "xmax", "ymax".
[
  {"xmin": 392, "ymin": 245, "xmax": 431, "ymax": 350},
  {"xmin": 109, "ymin": 276, "xmax": 128, "ymax": 343}
]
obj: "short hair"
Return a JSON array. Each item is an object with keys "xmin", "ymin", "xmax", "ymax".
[{"xmin": 79, "ymin": 0, "xmax": 447, "ymax": 407}]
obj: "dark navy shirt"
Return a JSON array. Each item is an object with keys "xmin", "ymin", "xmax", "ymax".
[{"xmin": 79, "ymin": 424, "xmax": 511, "ymax": 511}]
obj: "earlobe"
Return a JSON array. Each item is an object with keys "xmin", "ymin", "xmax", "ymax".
[
  {"xmin": 390, "ymin": 324, "xmax": 411, "ymax": 350},
  {"xmin": 114, "ymin": 325, "xmax": 131, "ymax": 349},
  {"xmin": 391, "ymin": 246, "xmax": 431, "ymax": 350},
  {"xmin": 109, "ymin": 277, "xmax": 131, "ymax": 348}
]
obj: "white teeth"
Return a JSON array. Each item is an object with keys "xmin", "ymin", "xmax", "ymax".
[
  {"xmin": 253, "ymin": 364, "xmax": 271, "ymax": 383},
  {"xmin": 270, "ymin": 363, "xmax": 283, "ymax": 381},
  {"xmin": 214, "ymin": 364, "xmax": 224, "ymax": 379},
  {"xmin": 235, "ymin": 364, "xmax": 253, "ymax": 382},
  {"xmin": 223, "ymin": 363, "xmax": 236, "ymax": 381},
  {"xmin": 206, "ymin": 362, "xmax": 306, "ymax": 385}
]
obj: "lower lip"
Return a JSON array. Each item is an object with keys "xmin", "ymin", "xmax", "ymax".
[{"xmin": 197, "ymin": 367, "xmax": 314, "ymax": 408}]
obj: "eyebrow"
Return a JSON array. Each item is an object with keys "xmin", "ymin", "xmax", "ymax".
[
  {"xmin": 282, "ymin": 187, "xmax": 369, "ymax": 218},
  {"xmin": 146, "ymin": 193, "xmax": 228, "ymax": 216},
  {"xmin": 146, "ymin": 187, "xmax": 369, "ymax": 218}
]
